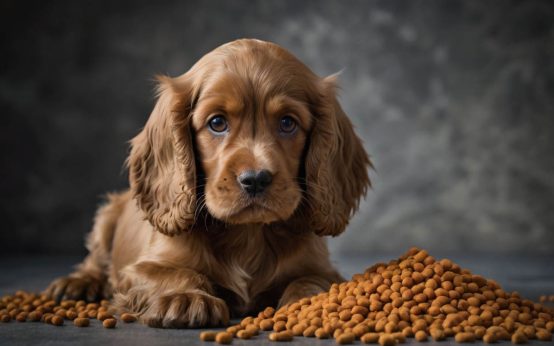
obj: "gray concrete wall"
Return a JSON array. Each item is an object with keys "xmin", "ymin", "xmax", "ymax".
[{"xmin": 1, "ymin": 0, "xmax": 553, "ymax": 255}]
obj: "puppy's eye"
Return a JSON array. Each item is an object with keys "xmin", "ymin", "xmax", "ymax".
[
  {"xmin": 208, "ymin": 115, "xmax": 228, "ymax": 133},
  {"xmin": 279, "ymin": 115, "xmax": 297, "ymax": 134}
]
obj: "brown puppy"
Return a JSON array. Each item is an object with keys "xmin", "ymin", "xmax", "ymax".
[{"xmin": 45, "ymin": 39, "xmax": 371, "ymax": 328}]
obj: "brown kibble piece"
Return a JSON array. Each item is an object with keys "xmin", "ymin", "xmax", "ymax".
[
  {"xmin": 483, "ymin": 333, "xmax": 497, "ymax": 343},
  {"xmin": 16, "ymin": 312, "xmax": 27, "ymax": 322},
  {"xmin": 303, "ymin": 325, "xmax": 317, "ymax": 337},
  {"xmin": 199, "ymin": 331, "xmax": 218, "ymax": 341},
  {"xmin": 0, "ymin": 314, "xmax": 10, "ymax": 323},
  {"xmin": 430, "ymin": 328, "xmax": 446, "ymax": 341},
  {"xmin": 455, "ymin": 332, "xmax": 476, "ymax": 343},
  {"xmin": 226, "ymin": 325, "xmax": 241, "ymax": 335},
  {"xmin": 73, "ymin": 317, "xmax": 90, "ymax": 327},
  {"xmin": 511, "ymin": 332, "xmax": 528, "ymax": 344},
  {"xmin": 361, "ymin": 332, "xmax": 380, "ymax": 343},
  {"xmin": 269, "ymin": 331, "xmax": 293, "ymax": 341},
  {"xmin": 66, "ymin": 310, "xmax": 77, "ymax": 320},
  {"xmin": 259, "ymin": 318, "xmax": 274, "ymax": 330},
  {"xmin": 215, "ymin": 331, "xmax": 233, "ymax": 344},
  {"xmin": 315, "ymin": 328, "xmax": 329, "ymax": 339},
  {"xmin": 245, "ymin": 324, "xmax": 259, "ymax": 335},
  {"xmin": 102, "ymin": 318, "xmax": 117, "ymax": 328},
  {"xmin": 415, "ymin": 330, "xmax": 428, "ymax": 342},
  {"xmin": 536, "ymin": 329, "xmax": 552, "ymax": 341},
  {"xmin": 51, "ymin": 315, "xmax": 64, "ymax": 326},
  {"xmin": 263, "ymin": 306, "xmax": 275, "ymax": 318},
  {"xmin": 121, "ymin": 313, "xmax": 137, "ymax": 323},
  {"xmin": 97, "ymin": 311, "xmax": 112, "ymax": 321},
  {"xmin": 379, "ymin": 334, "xmax": 397, "ymax": 346},
  {"xmin": 28, "ymin": 311, "xmax": 42, "ymax": 322},
  {"xmin": 236, "ymin": 330, "xmax": 252, "ymax": 339},
  {"xmin": 336, "ymin": 332, "xmax": 355, "ymax": 344}
]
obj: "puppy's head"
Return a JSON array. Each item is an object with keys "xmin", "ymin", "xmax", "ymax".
[{"xmin": 129, "ymin": 39, "xmax": 371, "ymax": 236}]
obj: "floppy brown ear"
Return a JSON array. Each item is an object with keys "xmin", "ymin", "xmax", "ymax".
[
  {"xmin": 304, "ymin": 75, "xmax": 372, "ymax": 236},
  {"xmin": 128, "ymin": 75, "xmax": 197, "ymax": 236}
]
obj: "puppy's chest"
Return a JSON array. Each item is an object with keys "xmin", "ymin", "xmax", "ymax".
[{"xmin": 211, "ymin": 228, "xmax": 284, "ymax": 311}]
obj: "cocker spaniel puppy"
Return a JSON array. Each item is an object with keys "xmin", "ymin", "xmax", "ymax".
[{"xmin": 46, "ymin": 39, "xmax": 371, "ymax": 328}]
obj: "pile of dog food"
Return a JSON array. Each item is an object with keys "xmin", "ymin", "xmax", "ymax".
[
  {"xmin": 1, "ymin": 247, "xmax": 553, "ymax": 345},
  {"xmin": 0, "ymin": 293, "xmax": 136, "ymax": 328},
  {"xmin": 201, "ymin": 247, "xmax": 554, "ymax": 344}
]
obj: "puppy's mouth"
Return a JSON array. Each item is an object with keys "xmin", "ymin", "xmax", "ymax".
[
  {"xmin": 204, "ymin": 183, "xmax": 302, "ymax": 225},
  {"xmin": 228, "ymin": 198, "xmax": 279, "ymax": 222}
]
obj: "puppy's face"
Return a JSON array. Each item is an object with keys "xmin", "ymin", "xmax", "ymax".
[
  {"xmin": 192, "ymin": 60, "xmax": 313, "ymax": 224},
  {"xmin": 129, "ymin": 39, "xmax": 370, "ymax": 236}
]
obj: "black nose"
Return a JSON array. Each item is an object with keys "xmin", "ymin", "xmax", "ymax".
[{"xmin": 237, "ymin": 169, "xmax": 273, "ymax": 196}]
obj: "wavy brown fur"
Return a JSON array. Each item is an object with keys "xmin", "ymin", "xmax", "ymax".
[{"xmin": 45, "ymin": 39, "xmax": 371, "ymax": 328}]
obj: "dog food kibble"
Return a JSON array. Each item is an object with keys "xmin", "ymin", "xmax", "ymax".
[
  {"xmin": 361, "ymin": 332, "xmax": 380, "ymax": 343},
  {"xmin": 97, "ymin": 311, "xmax": 112, "ymax": 321},
  {"xmin": 512, "ymin": 332, "xmax": 529, "ymax": 344},
  {"xmin": 0, "ymin": 290, "xmax": 138, "ymax": 331},
  {"xmin": 215, "ymin": 332, "xmax": 233, "ymax": 344},
  {"xmin": 454, "ymin": 332, "xmax": 476, "ymax": 343},
  {"xmin": 50, "ymin": 315, "xmax": 64, "ymax": 326},
  {"xmin": 336, "ymin": 332, "xmax": 356, "ymax": 344},
  {"xmin": 102, "ymin": 318, "xmax": 117, "ymax": 328},
  {"xmin": 73, "ymin": 317, "xmax": 90, "ymax": 327},
  {"xmin": 378, "ymin": 333, "xmax": 397, "ymax": 346},
  {"xmin": 236, "ymin": 330, "xmax": 253, "ymax": 339},
  {"xmin": 268, "ymin": 331, "xmax": 294, "ymax": 341},
  {"xmin": 28, "ymin": 311, "xmax": 42, "ymax": 322},
  {"xmin": 197, "ymin": 247, "xmax": 553, "ymax": 344},
  {"xmin": 414, "ymin": 330, "xmax": 428, "ymax": 342},
  {"xmin": 120, "ymin": 312, "xmax": 137, "ymax": 323},
  {"xmin": 199, "ymin": 331, "xmax": 218, "ymax": 341}
]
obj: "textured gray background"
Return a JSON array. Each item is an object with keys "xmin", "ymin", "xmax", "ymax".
[{"xmin": 1, "ymin": 0, "xmax": 553, "ymax": 256}]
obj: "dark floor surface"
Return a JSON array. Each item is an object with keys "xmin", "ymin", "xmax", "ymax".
[{"xmin": 1, "ymin": 253, "xmax": 553, "ymax": 345}]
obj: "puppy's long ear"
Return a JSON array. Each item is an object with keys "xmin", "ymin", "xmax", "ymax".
[
  {"xmin": 128, "ymin": 75, "xmax": 197, "ymax": 236},
  {"xmin": 304, "ymin": 75, "xmax": 372, "ymax": 236}
]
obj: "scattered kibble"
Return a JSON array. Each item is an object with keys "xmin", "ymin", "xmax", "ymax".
[
  {"xmin": 455, "ymin": 332, "xmax": 476, "ymax": 343},
  {"xmin": 199, "ymin": 330, "xmax": 218, "ymax": 341},
  {"xmin": 1, "ymin": 247, "xmax": 553, "ymax": 344},
  {"xmin": 378, "ymin": 333, "xmax": 397, "ymax": 346},
  {"xmin": 268, "ymin": 331, "xmax": 294, "ymax": 341},
  {"xmin": 512, "ymin": 332, "xmax": 528, "ymax": 344},
  {"xmin": 102, "ymin": 318, "xmax": 117, "ymax": 328},
  {"xmin": 50, "ymin": 315, "xmax": 64, "ymax": 326},
  {"xmin": 1, "ymin": 314, "xmax": 11, "ymax": 323},
  {"xmin": 121, "ymin": 313, "xmax": 137, "ymax": 323},
  {"xmin": 0, "ymin": 290, "xmax": 135, "ymax": 330},
  {"xmin": 236, "ymin": 330, "xmax": 252, "ymax": 339},
  {"xmin": 414, "ymin": 330, "xmax": 428, "ymax": 342},
  {"xmin": 73, "ymin": 317, "xmax": 90, "ymax": 327},
  {"xmin": 336, "ymin": 332, "xmax": 355, "ymax": 344},
  {"xmin": 97, "ymin": 311, "xmax": 113, "ymax": 321},
  {"xmin": 215, "ymin": 331, "xmax": 233, "ymax": 344}
]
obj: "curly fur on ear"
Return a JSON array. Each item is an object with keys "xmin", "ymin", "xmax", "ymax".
[
  {"xmin": 127, "ymin": 75, "xmax": 197, "ymax": 236},
  {"xmin": 303, "ymin": 75, "xmax": 372, "ymax": 236}
]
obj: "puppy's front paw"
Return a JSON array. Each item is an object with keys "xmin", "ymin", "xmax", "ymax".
[
  {"xmin": 141, "ymin": 292, "xmax": 229, "ymax": 328},
  {"xmin": 45, "ymin": 276, "xmax": 105, "ymax": 302}
]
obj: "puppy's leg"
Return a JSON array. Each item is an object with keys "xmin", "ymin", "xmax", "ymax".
[
  {"xmin": 45, "ymin": 192, "xmax": 128, "ymax": 302},
  {"xmin": 114, "ymin": 261, "xmax": 229, "ymax": 328},
  {"xmin": 279, "ymin": 271, "xmax": 344, "ymax": 307}
]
